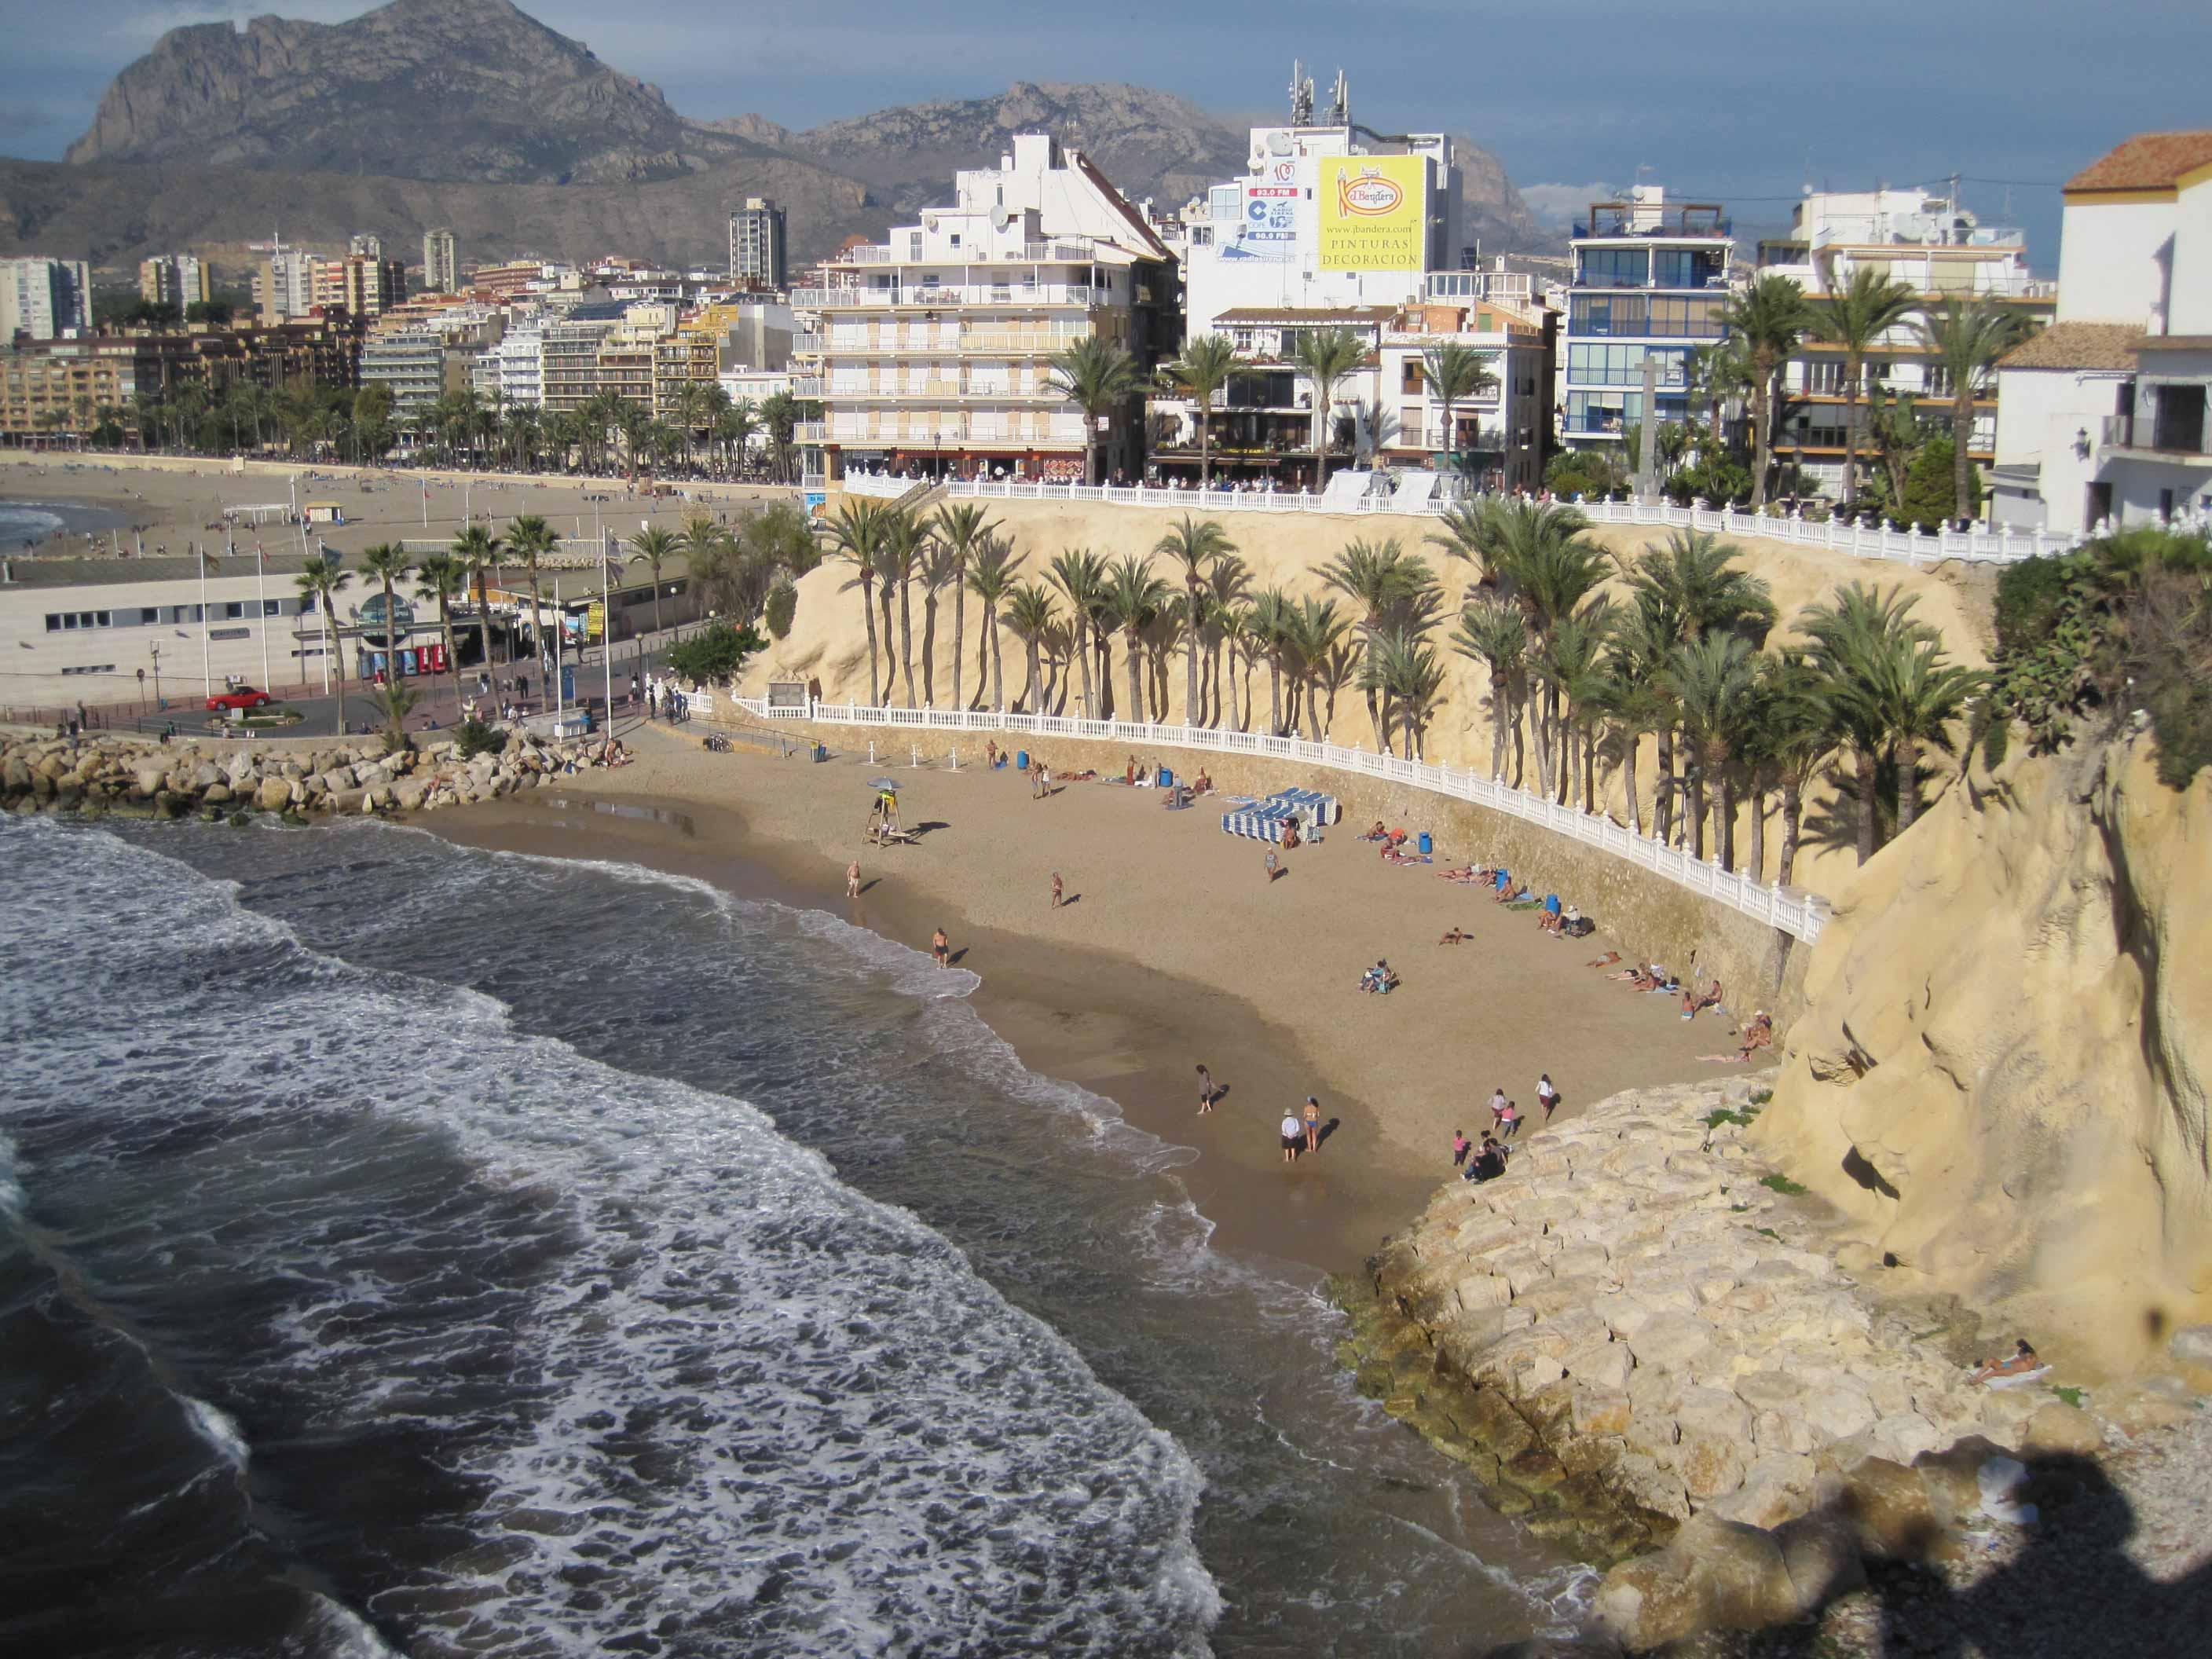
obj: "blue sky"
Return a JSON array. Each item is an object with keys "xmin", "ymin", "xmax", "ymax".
[{"xmin": 1, "ymin": 0, "xmax": 2203, "ymax": 260}]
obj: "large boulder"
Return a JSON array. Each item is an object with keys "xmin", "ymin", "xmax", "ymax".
[{"xmin": 255, "ymin": 778, "xmax": 292, "ymax": 812}]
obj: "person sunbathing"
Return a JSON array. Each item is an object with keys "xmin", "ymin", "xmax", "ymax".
[
  {"xmin": 1621, "ymin": 964, "xmax": 1661, "ymax": 989},
  {"xmin": 1681, "ymin": 980, "xmax": 1723, "ymax": 1020},
  {"xmin": 1193, "ymin": 771, "xmax": 1213, "ymax": 794},
  {"xmin": 1493, "ymin": 883, "xmax": 1528, "ymax": 904},
  {"xmin": 1968, "ymin": 1340, "xmax": 2041, "ymax": 1385},
  {"xmin": 1439, "ymin": 926, "xmax": 1472, "ymax": 944},
  {"xmin": 1362, "ymin": 820, "xmax": 1388, "ymax": 840},
  {"xmin": 1737, "ymin": 1012, "xmax": 1774, "ymax": 1060},
  {"xmin": 1586, "ymin": 950, "xmax": 1622, "ymax": 968}
]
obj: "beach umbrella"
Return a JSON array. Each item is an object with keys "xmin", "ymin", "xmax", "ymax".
[{"xmin": 868, "ymin": 777, "xmax": 899, "ymax": 792}]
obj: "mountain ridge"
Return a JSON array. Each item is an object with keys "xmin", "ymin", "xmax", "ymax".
[{"xmin": 35, "ymin": 1, "xmax": 1540, "ymax": 271}]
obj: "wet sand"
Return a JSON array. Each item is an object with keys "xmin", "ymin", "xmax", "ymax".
[{"xmin": 423, "ymin": 721, "xmax": 1752, "ymax": 1278}]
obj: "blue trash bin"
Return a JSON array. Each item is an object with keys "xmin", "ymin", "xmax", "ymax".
[
  {"xmin": 1157, "ymin": 767, "xmax": 1174, "ymax": 789},
  {"xmin": 1417, "ymin": 831, "xmax": 1434, "ymax": 855},
  {"xmin": 1016, "ymin": 749, "xmax": 1030, "ymax": 771}
]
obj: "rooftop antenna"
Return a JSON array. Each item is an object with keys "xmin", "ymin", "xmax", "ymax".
[
  {"xmin": 1328, "ymin": 67, "xmax": 1350, "ymax": 127},
  {"xmin": 1288, "ymin": 60, "xmax": 1313, "ymax": 126}
]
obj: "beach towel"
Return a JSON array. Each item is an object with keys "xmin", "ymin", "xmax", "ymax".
[{"xmin": 1980, "ymin": 1365, "xmax": 2053, "ymax": 1391}]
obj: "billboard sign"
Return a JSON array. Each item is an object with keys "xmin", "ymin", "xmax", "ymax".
[
  {"xmin": 1239, "ymin": 183, "xmax": 1298, "ymax": 260},
  {"xmin": 1317, "ymin": 156, "xmax": 1426, "ymax": 271}
]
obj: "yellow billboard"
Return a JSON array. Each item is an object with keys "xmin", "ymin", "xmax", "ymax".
[{"xmin": 1317, "ymin": 155, "xmax": 1428, "ymax": 271}]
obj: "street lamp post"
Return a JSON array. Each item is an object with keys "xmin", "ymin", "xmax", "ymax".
[{"xmin": 149, "ymin": 644, "xmax": 162, "ymax": 709}]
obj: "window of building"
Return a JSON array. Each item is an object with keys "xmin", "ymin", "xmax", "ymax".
[
  {"xmin": 1567, "ymin": 342, "xmax": 1689, "ymax": 388},
  {"xmin": 1576, "ymin": 247, "xmax": 1649, "ymax": 289},
  {"xmin": 1644, "ymin": 295, "xmax": 1726, "ymax": 339},
  {"xmin": 1402, "ymin": 361, "xmax": 1426, "ymax": 394},
  {"xmin": 1651, "ymin": 249, "xmax": 1727, "ymax": 289},
  {"xmin": 262, "ymin": 599, "xmax": 284, "ymax": 617},
  {"xmin": 1569, "ymin": 294, "xmax": 1646, "ymax": 337},
  {"xmin": 222, "ymin": 602, "xmax": 245, "ymax": 620},
  {"xmin": 949, "ymin": 234, "xmax": 961, "ymax": 247},
  {"xmin": 1802, "ymin": 358, "xmax": 1847, "ymax": 395}
]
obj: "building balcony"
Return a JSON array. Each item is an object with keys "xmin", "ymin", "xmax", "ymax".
[
  {"xmin": 792, "ymin": 284, "xmax": 1104, "ymax": 311},
  {"xmin": 825, "ymin": 383, "xmax": 1058, "ymax": 402},
  {"xmin": 790, "ymin": 377, "xmax": 824, "ymax": 397},
  {"xmin": 834, "ymin": 240, "xmax": 1096, "ymax": 269},
  {"xmin": 2102, "ymin": 412, "xmax": 2210, "ymax": 460},
  {"xmin": 820, "ymin": 328, "xmax": 1096, "ymax": 358},
  {"xmin": 795, "ymin": 422, "xmax": 826, "ymax": 441}
]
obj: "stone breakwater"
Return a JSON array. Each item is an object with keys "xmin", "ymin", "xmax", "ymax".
[
  {"xmin": 1332, "ymin": 1075, "xmax": 2149, "ymax": 1644},
  {"xmin": 2, "ymin": 729, "xmax": 621, "ymax": 821}
]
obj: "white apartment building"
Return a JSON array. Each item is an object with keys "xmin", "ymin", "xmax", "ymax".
[
  {"xmin": 138, "ymin": 255, "xmax": 211, "ymax": 310},
  {"xmin": 1991, "ymin": 131, "xmax": 2212, "ymax": 532},
  {"xmin": 2, "ymin": 256, "xmax": 93, "ymax": 342},
  {"xmin": 796, "ymin": 132, "xmax": 1177, "ymax": 483},
  {"xmin": 1559, "ymin": 188, "xmax": 1732, "ymax": 452},
  {"xmin": 472, "ymin": 323, "xmax": 546, "ymax": 407},
  {"xmin": 253, "ymin": 243, "xmax": 324, "ymax": 326},
  {"xmin": 729, "ymin": 198, "xmax": 788, "ymax": 290},
  {"xmin": 423, "ymin": 229, "xmax": 460, "ymax": 295},
  {"xmin": 1757, "ymin": 187, "xmax": 2055, "ymax": 491}
]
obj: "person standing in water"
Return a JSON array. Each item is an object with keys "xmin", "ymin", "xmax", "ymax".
[
  {"xmin": 932, "ymin": 928, "xmax": 950, "ymax": 968},
  {"xmin": 1302, "ymin": 1095, "xmax": 1322, "ymax": 1154},
  {"xmin": 1280, "ymin": 1111, "xmax": 1302, "ymax": 1163},
  {"xmin": 847, "ymin": 860, "xmax": 862, "ymax": 899},
  {"xmin": 1196, "ymin": 1064, "xmax": 1214, "ymax": 1115}
]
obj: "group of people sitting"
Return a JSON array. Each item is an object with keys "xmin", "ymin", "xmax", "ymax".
[
  {"xmin": 1361, "ymin": 824, "xmax": 1432, "ymax": 866},
  {"xmin": 1359, "ymin": 958, "xmax": 1401, "ymax": 994},
  {"xmin": 1456, "ymin": 1131, "xmax": 1511, "ymax": 1183}
]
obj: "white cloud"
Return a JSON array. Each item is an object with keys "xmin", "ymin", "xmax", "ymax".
[{"xmin": 1517, "ymin": 182, "xmax": 1615, "ymax": 231}]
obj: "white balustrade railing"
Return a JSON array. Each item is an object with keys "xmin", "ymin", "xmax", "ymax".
[
  {"xmin": 683, "ymin": 689, "xmax": 1832, "ymax": 943},
  {"xmin": 875, "ymin": 477, "xmax": 2088, "ymax": 566}
]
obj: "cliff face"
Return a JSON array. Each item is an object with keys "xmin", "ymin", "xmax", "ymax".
[
  {"xmin": 64, "ymin": 0, "xmax": 753, "ymax": 184},
  {"xmin": 1753, "ymin": 735, "xmax": 2212, "ymax": 1372}
]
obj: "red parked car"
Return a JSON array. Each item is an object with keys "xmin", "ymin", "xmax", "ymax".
[{"xmin": 206, "ymin": 686, "xmax": 275, "ymax": 712}]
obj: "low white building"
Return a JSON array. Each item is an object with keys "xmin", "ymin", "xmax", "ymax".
[{"xmin": 1991, "ymin": 131, "xmax": 2212, "ymax": 532}]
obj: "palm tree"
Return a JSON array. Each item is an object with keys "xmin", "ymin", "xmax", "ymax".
[
  {"xmin": 1618, "ymin": 529, "xmax": 1777, "ymax": 644},
  {"xmin": 1500, "ymin": 518, "xmax": 1611, "ymax": 798},
  {"xmin": 914, "ymin": 532, "xmax": 959, "ymax": 707},
  {"xmin": 1287, "ymin": 326, "xmax": 1368, "ymax": 489},
  {"xmin": 1449, "ymin": 598, "xmax": 1528, "ymax": 783},
  {"xmin": 1101, "ymin": 553, "xmax": 1171, "ymax": 723},
  {"xmin": 1288, "ymin": 596, "xmax": 1353, "ymax": 741},
  {"xmin": 1003, "ymin": 581, "xmax": 1060, "ymax": 714},
  {"xmin": 1719, "ymin": 275, "xmax": 1814, "ymax": 511},
  {"xmin": 1754, "ymin": 651, "xmax": 1837, "ymax": 887},
  {"xmin": 1363, "ymin": 627, "xmax": 1448, "ymax": 758},
  {"xmin": 1807, "ymin": 266, "xmax": 1920, "ymax": 510},
  {"xmin": 1862, "ymin": 386, "xmax": 1925, "ymax": 514},
  {"xmin": 413, "ymin": 551, "xmax": 467, "ymax": 711},
  {"xmin": 1799, "ymin": 581, "xmax": 1939, "ymax": 863},
  {"xmin": 628, "ymin": 526, "xmax": 679, "ymax": 638},
  {"xmin": 1320, "ymin": 537, "xmax": 1439, "ymax": 749},
  {"xmin": 1161, "ymin": 335, "xmax": 1241, "ymax": 485},
  {"xmin": 505, "ymin": 513, "xmax": 562, "ymax": 701},
  {"xmin": 1883, "ymin": 639, "xmax": 1985, "ymax": 832},
  {"xmin": 1203, "ymin": 554, "xmax": 1253, "ymax": 727},
  {"xmin": 965, "ymin": 535, "xmax": 1022, "ymax": 712},
  {"xmin": 1532, "ymin": 601, "xmax": 1612, "ymax": 808},
  {"xmin": 1043, "ymin": 336, "xmax": 1141, "ymax": 485},
  {"xmin": 359, "ymin": 542, "xmax": 416, "ymax": 740},
  {"xmin": 1249, "ymin": 588, "xmax": 1294, "ymax": 736},
  {"xmin": 1663, "ymin": 632, "xmax": 1757, "ymax": 866},
  {"xmin": 1218, "ymin": 606, "xmax": 1256, "ymax": 732},
  {"xmin": 878, "ymin": 509, "xmax": 929, "ymax": 706},
  {"xmin": 294, "ymin": 562, "xmax": 354, "ymax": 734},
  {"xmin": 1913, "ymin": 298, "xmax": 2032, "ymax": 529},
  {"xmin": 930, "ymin": 503, "xmax": 996, "ymax": 710},
  {"xmin": 1421, "ymin": 342, "xmax": 1499, "ymax": 482},
  {"xmin": 451, "ymin": 524, "xmax": 505, "ymax": 672},
  {"xmin": 1048, "ymin": 548, "xmax": 1108, "ymax": 719},
  {"xmin": 716, "ymin": 399, "xmax": 759, "ymax": 478},
  {"xmin": 1153, "ymin": 515, "xmax": 1236, "ymax": 727},
  {"xmin": 819, "ymin": 500, "xmax": 890, "ymax": 705}
]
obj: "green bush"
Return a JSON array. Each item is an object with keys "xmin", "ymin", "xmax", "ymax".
[
  {"xmin": 1994, "ymin": 555, "xmax": 2073, "ymax": 654},
  {"xmin": 454, "ymin": 716, "xmax": 504, "ymax": 760},
  {"xmin": 665, "ymin": 620, "xmax": 767, "ymax": 687},
  {"xmin": 1666, "ymin": 454, "xmax": 1752, "ymax": 507},
  {"xmin": 1758, "ymin": 1173, "xmax": 1809, "ymax": 1197},
  {"xmin": 1899, "ymin": 436, "xmax": 1983, "ymax": 532},
  {"xmin": 764, "ymin": 579, "xmax": 797, "ymax": 642}
]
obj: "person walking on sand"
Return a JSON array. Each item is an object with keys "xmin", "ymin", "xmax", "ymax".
[
  {"xmin": 932, "ymin": 928, "xmax": 950, "ymax": 968},
  {"xmin": 1537, "ymin": 1074, "xmax": 1558, "ymax": 1120},
  {"xmin": 1489, "ymin": 1086, "xmax": 1508, "ymax": 1130},
  {"xmin": 1497, "ymin": 1099, "xmax": 1521, "ymax": 1139},
  {"xmin": 847, "ymin": 859, "xmax": 861, "ymax": 899},
  {"xmin": 1302, "ymin": 1095, "xmax": 1321, "ymax": 1154},
  {"xmin": 1196, "ymin": 1064, "xmax": 1214, "ymax": 1115},
  {"xmin": 1281, "ymin": 1111, "xmax": 1302, "ymax": 1163},
  {"xmin": 1050, "ymin": 871, "xmax": 1064, "ymax": 908},
  {"xmin": 1452, "ymin": 1129, "xmax": 1470, "ymax": 1168}
]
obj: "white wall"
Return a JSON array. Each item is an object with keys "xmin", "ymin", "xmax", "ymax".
[
  {"xmin": 1993, "ymin": 367, "xmax": 2135, "ymax": 533},
  {"xmin": 2166, "ymin": 177, "xmax": 2212, "ymax": 335},
  {"xmin": 1, "ymin": 572, "xmax": 331, "ymax": 708},
  {"xmin": 2055, "ymin": 198, "xmax": 2175, "ymax": 328}
]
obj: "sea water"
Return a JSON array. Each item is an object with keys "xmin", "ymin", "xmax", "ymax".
[{"xmin": 0, "ymin": 815, "xmax": 1586, "ymax": 1656}]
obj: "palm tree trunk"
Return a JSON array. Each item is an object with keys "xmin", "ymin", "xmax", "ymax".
[
  {"xmin": 1654, "ymin": 729, "xmax": 1674, "ymax": 843},
  {"xmin": 1688, "ymin": 767, "xmax": 1707, "ymax": 860},
  {"xmin": 899, "ymin": 578, "xmax": 917, "ymax": 707},
  {"xmin": 1024, "ymin": 637, "xmax": 1040, "ymax": 713},
  {"xmin": 1583, "ymin": 724, "xmax": 1597, "ymax": 814},
  {"xmin": 1268, "ymin": 657, "xmax": 1282, "ymax": 736},
  {"xmin": 859, "ymin": 577, "xmax": 880, "ymax": 706},
  {"xmin": 1855, "ymin": 749, "xmax": 1879, "ymax": 864},
  {"xmin": 1199, "ymin": 410, "xmax": 1210, "ymax": 488},
  {"xmin": 920, "ymin": 592, "xmax": 939, "ymax": 706},
  {"xmin": 974, "ymin": 599, "xmax": 991, "ymax": 710},
  {"xmin": 650, "ymin": 566, "xmax": 665, "ymax": 636},
  {"xmin": 877, "ymin": 584, "xmax": 895, "ymax": 705},
  {"xmin": 1950, "ymin": 398, "xmax": 1973, "ymax": 528},
  {"xmin": 1303, "ymin": 672, "xmax": 1322, "ymax": 741},
  {"xmin": 1715, "ymin": 772, "xmax": 1734, "ymax": 873},
  {"xmin": 989, "ymin": 617, "xmax": 1005, "ymax": 712},
  {"xmin": 1489, "ymin": 676, "xmax": 1507, "ymax": 779},
  {"xmin": 1623, "ymin": 729, "xmax": 1642, "ymax": 834},
  {"xmin": 1074, "ymin": 618, "xmax": 1094, "ymax": 720},
  {"xmin": 1747, "ymin": 775, "xmax": 1767, "ymax": 884},
  {"xmin": 1839, "ymin": 361, "xmax": 1862, "ymax": 509},
  {"xmin": 1126, "ymin": 635, "xmax": 1144, "ymax": 727},
  {"xmin": 1509, "ymin": 690, "xmax": 1525, "ymax": 789},
  {"xmin": 1750, "ymin": 372, "xmax": 1773, "ymax": 511},
  {"xmin": 1185, "ymin": 584, "xmax": 1202, "ymax": 727},
  {"xmin": 1898, "ymin": 736, "xmax": 1921, "ymax": 831},
  {"xmin": 952, "ymin": 578, "xmax": 966, "ymax": 710},
  {"xmin": 1778, "ymin": 779, "xmax": 1804, "ymax": 887}
]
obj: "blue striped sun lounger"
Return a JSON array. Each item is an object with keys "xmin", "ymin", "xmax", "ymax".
[
  {"xmin": 1268, "ymin": 786, "xmax": 1342, "ymax": 826},
  {"xmin": 1221, "ymin": 801, "xmax": 1325, "ymax": 844}
]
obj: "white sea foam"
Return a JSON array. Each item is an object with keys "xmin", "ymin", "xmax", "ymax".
[
  {"xmin": 0, "ymin": 816, "xmax": 1224, "ymax": 1657},
  {"xmin": 181, "ymin": 1394, "xmax": 250, "ymax": 1470}
]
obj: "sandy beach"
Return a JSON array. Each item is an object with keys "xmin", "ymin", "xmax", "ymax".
[
  {"xmin": 0, "ymin": 451, "xmax": 789, "ymax": 559},
  {"xmin": 428, "ymin": 720, "xmax": 1756, "ymax": 1276}
]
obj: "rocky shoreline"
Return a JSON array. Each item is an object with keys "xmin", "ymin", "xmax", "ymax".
[
  {"xmin": 2, "ymin": 727, "xmax": 624, "ymax": 822},
  {"xmin": 1333, "ymin": 1075, "xmax": 2206, "ymax": 1648}
]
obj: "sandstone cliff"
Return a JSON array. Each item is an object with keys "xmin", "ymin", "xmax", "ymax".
[{"xmin": 1752, "ymin": 734, "xmax": 2212, "ymax": 1373}]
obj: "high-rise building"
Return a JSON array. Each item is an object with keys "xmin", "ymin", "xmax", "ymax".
[
  {"xmin": 0, "ymin": 256, "xmax": 93, "ymax": 342},
  {"xmin": 253, "ymin": 243, "xmax": 323, "ymax": 326},
  {"xmin": 728, "ymin": 198, "xmax": 788, "ymax": 290},
  {"xmin": 350, "ymin": 233, "xmax": 384, "ymax": 260},
  {"xmin": 800, "ymin": 134, "xmax": 1177, "ymax": 482},
  {"xmin": 138, "ymin": 255, "xmax": 212, "ymax": 311},
  {"xmin": 313, "ymin": 255, "xmax": 408, "ymax": 320},
  {"xmin": 422, "ymin": 228, "xmax": 460, "ymax": 294},
  {"xmin": 1559, "ymin": 187, "xmax": 1732, "ymax": 450}
]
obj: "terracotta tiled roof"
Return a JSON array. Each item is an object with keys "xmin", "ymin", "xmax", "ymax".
[
  {"xmin": 1999, "ymin": 321, "xmax": 2142, "ymax": 372},
  {"xmin": 2065, "ymin": 131, "xmax": 2212, "ymax": 193}
]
